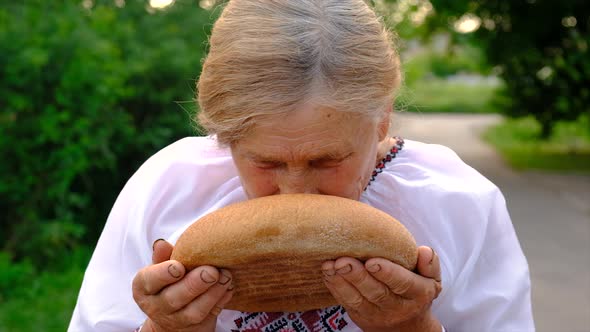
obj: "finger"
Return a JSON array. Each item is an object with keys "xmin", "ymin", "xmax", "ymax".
[
  {"xmin": 157, "ymin": 266, "xmax": 228, "ymax": 312},
  {"xmin": 322, "ymin": 259, "xmax": 372, "ymax": 311},
  {"xmin": 321, "ymin": 260, "xmax": 336, "ymax": 273},
  {"xmin": 217, "ymin": 282, "xmax": 235, "ymax": 306},
  {"xmin": 332, "ymin": 257, "xmax": 392, "ymax": 306},
  {"xmin": 415, "ymin": 247, "xmax": 443, "ymax": 299},
  {"xmin": 152, "ymin": 239, "xmax": 174, "ymax": 264},
  {"xmin": 133, "ymin": 260, "xmax": 186, "ymax": 297},
  {"xmin": 178, "ymin": 269, "xmax": 233, "ymax": 324},
  {"xmin": 416, "ymin": 246, "xmax": 441, "ymax": 283},
  {"xmin": 209, "ymin": 280, "xmax": 235, "ymax": 317},
  {"xmin": 365, "ymin": 257, "xmax": 436, "ymax": 300}
]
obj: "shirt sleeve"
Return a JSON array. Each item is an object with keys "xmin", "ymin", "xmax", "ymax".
[
  {"xmin": 68, "ymin": 137, "xmax": 242, "ymax": 332},
  {"xmin": 434, "ymin": 187, "xmax": 535, "ymax": 331},
  {"xmin": 366, "ymin": 141, "xmax": 535, "ymax": 331},
  {"xmin": 67, "ymin": 177, "xmax": 151, "ymax": 332}
]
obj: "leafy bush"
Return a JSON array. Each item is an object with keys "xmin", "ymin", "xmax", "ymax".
[
  {"xmin": 401, "ymin": 42, "xmax": 488, "ymax": 86},
  {"xmin": 0, "ymin": 252, "xmax": 35, "ymax": 301},
  {"xmin": 484, "ymin": 115, "xmax": 590, "ymax": 172},
  {"xmin": 0, "ymin": 249, "xmax": 90, "ymax": 331},
  {"xmin": 428, "ymin": 46, "xmax": 487, "ymax": 77},
  {"xmin": 424, "ymin": 0, "xmax": 590, "ymax": 138},
  {"xmin": 0, "ymin": 0, "xmax": 213, "ymax": 267},
  {"xmin": 396, "ymin": 79, "xmax": 500, "ymax": 113}
]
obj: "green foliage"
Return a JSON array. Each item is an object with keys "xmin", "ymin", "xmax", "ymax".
[
  {"xmin": 401, "ymin": 44, "xmax": 488, "ymax": 86},
  {"xmin": 399, "ymin": 46, "xmax": 498, "ymax": 114},
  {"xmin": 424, "ymin": 0, "xmax": 590, "ymax": 138},
  {"xmin": 484, "ymin": 115, "xmax": 590, "ymax": 172},
  {"xmin": 427, "ymin": 47, "xmax": 487, "ymax": 77},
  {"xmin": 0, "ymin": 0, "xmax": 213, "ymax": 268},
  {"xmin": 396, "ymin": 79, "xmax": 500, "ymax": 113},
  {"xmin": 0, "ymin": 249, "xmax": 90, "ymax": 331},
  {"xmin": 0, "ymin": 252, "xmax": 34, "ymax": 302}
]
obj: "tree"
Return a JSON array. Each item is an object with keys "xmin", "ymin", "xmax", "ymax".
[
  {"xmin": 390, "ymin": 0, "xmax": 590, "ymax": 138},
  {"xmin": 0, "ymin": 0, "xmax": 213, "ymax": 266}
]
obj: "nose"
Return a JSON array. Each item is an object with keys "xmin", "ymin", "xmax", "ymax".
[{"xmin": 278, "ymin": 170, "xmax": 318, "ymax": 194}]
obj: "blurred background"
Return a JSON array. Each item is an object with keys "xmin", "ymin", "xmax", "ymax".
[{"xmin": 0, "ymin": 0, "xmax": 588, "ymax": 331}]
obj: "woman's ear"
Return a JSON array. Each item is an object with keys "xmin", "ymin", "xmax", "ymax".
[{"xmin": 377, "ymin": 104, "xmax": 393, "ymax": 141}]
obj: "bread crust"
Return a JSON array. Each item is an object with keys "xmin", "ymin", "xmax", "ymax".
[{"xmin": 171, "ymin": 194, "xmax": 417, "ymax": 312}]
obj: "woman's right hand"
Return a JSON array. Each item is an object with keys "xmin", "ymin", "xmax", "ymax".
[{"xmin": 132, "ymin": 239, "xmax": 234, "ymax": 332}]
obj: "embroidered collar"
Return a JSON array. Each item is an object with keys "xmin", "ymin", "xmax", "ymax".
[{"xmin": 364, "ymin": 136, "xmax": 404, "ymax": 190}]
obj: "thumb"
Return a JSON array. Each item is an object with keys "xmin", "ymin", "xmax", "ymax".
[
  {"xmin": 152, "ymin": 239, "xmax": 174, "ymax": 264},
  {"xmin": 416, "ymin": 246, "xmax": 441, "ymax": 283}
]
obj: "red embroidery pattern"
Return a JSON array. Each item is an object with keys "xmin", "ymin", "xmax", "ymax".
[
  {"xmin": 231, "ymin": 306, "xmax": 348, "ymax": 332},
  {"xmin": 365, "ymin": 136, "xmax": 404, "ymax": 190}
]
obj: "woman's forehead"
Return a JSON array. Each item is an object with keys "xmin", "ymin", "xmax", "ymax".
[
  {"xmin": 255, "ymin": 104, "xmax": 368, "ymax": 130},
  {"xmin": 234, "ymin": 107, "xmax": 376, "ymax": 160},
  {"xmin": 242, "ymin": 145, "xmax": 355, "ymax": 162},
  {"xmin": 250, "ymin": 108, "xmax": 370, "ymax": 140}
]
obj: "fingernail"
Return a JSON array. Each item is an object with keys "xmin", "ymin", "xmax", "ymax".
[
  {"xmin": 210, "ymin": 306, "xmax": 223, "ymax": 316},
  {"xmin": 336, "ymin": 264, "xmax": 352, "ymax": 275},
  {"xmin": 152, "ymin": 238, "xmax": 165, "ymax": 251},
  {"xmin": 430, "ymin": 247, "xmax": 436, "ymax": 265},
  {"xmin": 219, "ymin": 271, "xmax": 231, "ymax": 285},
  {"xmin": 200, "ymin": 270, "xmax": 217, "ymax": 283},
  {"xmin": 367, "ymin": 263, "xmax": 381, "ymax": 273},
  {"xmin": 168, "ymin": 263, "xmax": 181, "ymax": 278},
  {"xmin": 322, "ymin": 269, "xmax": 335, "ymax": 277}
]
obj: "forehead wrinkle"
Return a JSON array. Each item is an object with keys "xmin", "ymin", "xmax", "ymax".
[
  {"xmin": 260, "ymin": 115, "xmax": 360, "ymax": 142},
  {"xmin": 255, "ymin": 106, "xmax": 357, "ymax": 135},
  {"xmin": 263, "ymin": 128, "xmax": 343, "ymax": 144},
  {"xmin": 239, "ymin": 106, "xmax": 373, "ymax": 162},
  {"xmin": 244, "ymin": 137, "xmax": 353, "ymax": 162},
  {"xmin": 258, "ymin": 120, "xmax": 334, "ymax": 137}
]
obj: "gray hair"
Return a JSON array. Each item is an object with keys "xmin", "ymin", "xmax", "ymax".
[{"xmin": 197, "ymin": 0, "xmax": 402, "ymax": 145}]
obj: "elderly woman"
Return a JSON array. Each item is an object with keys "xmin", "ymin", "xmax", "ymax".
[{"xmin": 69, "ymin": 0, "xmax": 534, "ymax": 331}]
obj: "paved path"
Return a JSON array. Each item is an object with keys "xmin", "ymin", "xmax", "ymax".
[{"xmin": 395, "ymin": 113, "xmax": 590, "ymax": 332}]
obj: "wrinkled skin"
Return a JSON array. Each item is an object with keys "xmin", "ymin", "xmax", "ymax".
[
  {"xmin": 322, "ymin": 248, "xmax": 442, "ymax": 331},
  {"xmin": 132, "ymin": 240, "xmax": 234, "ymax": 332}
]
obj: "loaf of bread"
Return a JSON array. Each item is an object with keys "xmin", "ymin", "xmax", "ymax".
[{"xmin": 171, "ymin": 194, "xmax": 417, "ymax": 312}]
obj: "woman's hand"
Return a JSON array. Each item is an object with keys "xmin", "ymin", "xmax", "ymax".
[
  {"xmin": 322, "ymin": 246, "xmax": 443, "ymax": 332},
  {"xmin": 132, "ymin": 240, "xmax": 234, "ymax": 332}
]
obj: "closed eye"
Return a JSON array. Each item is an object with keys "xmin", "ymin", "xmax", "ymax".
[
  {"xmin": 253, "ymin": 160, "xmax": 284, "ymax": 170},
  {"xmin": 309, "ymin": 153, "xmax": 353, "ymax": 168}
]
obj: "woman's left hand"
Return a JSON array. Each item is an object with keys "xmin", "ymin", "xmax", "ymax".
[{"xmin": 322, "ymin": 246, "xmax": 443, "ymax": 332}]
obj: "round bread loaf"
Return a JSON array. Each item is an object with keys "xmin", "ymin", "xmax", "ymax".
[{"xmin": 171, "ymin": 194, "xmax": 417, "ymax": 312}]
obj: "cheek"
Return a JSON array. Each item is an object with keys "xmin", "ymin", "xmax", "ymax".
[
  {"xmin": 317, "ymin": 169, "xmax": 352, "ymax": 192},
  {"xmin": 316, "ymin": 161, "xmax": 373, "ymax": 197}
]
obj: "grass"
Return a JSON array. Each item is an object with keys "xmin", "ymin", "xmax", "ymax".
[
  {"xmin": 396, "ymin": 78, "xmax": 501, "ymax": 114},
  {"xmin": 0, "ymin": 268, "xmax": 85, "ymax": 332},
  {"xmin": 0, "ymin": 250, "xmax": 89, "ymax": 332},
  {"xmin": 484, "ymin": 116, "xmax": 590, "ymax": 173}
]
